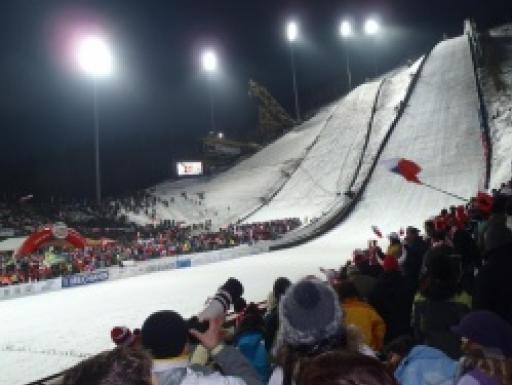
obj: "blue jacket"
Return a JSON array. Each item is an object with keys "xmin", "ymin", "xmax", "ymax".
[
  {"xmin": 395, "ymin": 345, "xmax": 458, "ymax": 385},
  {"xmin": 233, "ymin": 331, "xmax": 270, "ymax": 382}
]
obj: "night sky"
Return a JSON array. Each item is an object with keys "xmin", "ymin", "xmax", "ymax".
[{"xmin": 1, "ymin": 0, "xmax": 510, "ymax": 201}]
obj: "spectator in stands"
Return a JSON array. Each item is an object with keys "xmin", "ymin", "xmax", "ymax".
[
  {"xmin": 141, "ymin": 310, "xmax": 261, "ymax": 385},
  {"xmin": 482, "ymin": 195, "xmax": 512, "ymax": 253},
  {"xmin": 451, "ymin": 227, "xmax": 481, "ymax": 295},
  {"xmin": 338, "ymin": 280, "xmax": 386, "ymax": 352},
  {"xmin": 387, "ymin": 335, "xmax": 458, "ymax": 385},
  {"xmin": 452, "ymin": 310, "xmax": 512, "ymax": 385},
  {"xmin": 268, "ymin": 278, "xmax": 364, "ymax": 385},
  {"xmin": 233, "ymin": 303, "xmax": 270, "ymax": 382},
  {"xmin": 386, "ymin": 233, "xmax": 405, "ymax": 260},
  {"xmin": 413, "ymin": 251, "xmax": 471, "ymax": 358},
  {"xmin": 403, "ymin": 226, "xmax": 428, "ymax": 294},
  {"xmin": 473, "ymin": 236, "xmax": 512, "ymax": 324},
  {"xmin": 369, "ymin": 255, "xmax": 412, "ymax": 343},
  {"xmin": 62, "ymin": 347, "xmax": 153, "ymax": 385},
  {"xmin": 424, "ymin": 219, "xmax": 435, "ymax": 247},
  {"xmin": 264, "ymin": 277, "xmax": 291, "ymax": 351},
  {"xmin": 347, "ymin": 249, "xmax": 378, "ymax": 300},
  {"xmin": 298, "ymin": 350, "xmax": 398, "ymax": 385},
  {"xmin": 421, "ymin": 229, "xmax": 454, "ymax": 276}
]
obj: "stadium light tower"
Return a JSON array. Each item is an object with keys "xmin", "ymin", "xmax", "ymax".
[
  {"xmin": 201, "ymin": 49, "xmax": 218, "ymax": 133},
  {"xmin": 75, "ymin": 34, "xmax": 114, "ymax": 205},
  {"xmin": 364, "ymin": 18, "xmax": 380, "ymax": 76},
  {"xmin": 339, "ymin": 20, "xmax": 353, "ymax": 91},
  {"xmin": 286, "ymin": 20, "xmax": 301, "ymax": 123}
]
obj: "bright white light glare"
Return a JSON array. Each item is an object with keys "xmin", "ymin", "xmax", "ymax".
[
  {"xmin": 75, "ymin": 35, "xmax": 113, "ymax": 77},
  {"xmin": 340, "ymin": 20, "xmax": 352, "ymax": 37},
  {"xmin": 365, "ymin": 18, "xmax": 380, "ymax": 35},
  {"xmin": 287, "ymin": 21, "xmax": 298, "ymax": 42},
  {"xmin": 202, "ymin": 50, "xmax": 217, "ymax": 72},
  {"xmin": 217, "ymin": 132, "xmax": 224, "ymax": 139}
]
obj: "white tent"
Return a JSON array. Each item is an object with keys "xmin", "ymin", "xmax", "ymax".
[{"xmin": 0, "ymin": 236, "xmax": 26, "ymax": 252}]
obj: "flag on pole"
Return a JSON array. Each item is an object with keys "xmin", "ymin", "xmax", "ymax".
[
  {"xmin": 381, "ymin": 158, "xmax": 422, "ymax": 184},
  {"xmin": 371, "ymin": 225, "xmax": 383, "ymax": 238}
]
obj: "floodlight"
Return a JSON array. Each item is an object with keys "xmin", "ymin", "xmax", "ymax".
[
  {"xmin": 340, "ymin": 20, "xmax": 352, "ymax": 37},
  {"xmin": 287, "ymin": 21, "xmax": 298, "ymax": 42},
  {"xmin": 202, "ymin": 50, "xmax": 217, "ymax": 72},
  {"xmin": 365, "ymin": 18, "xmax": 380, "ymax": 35},
  {"xmin": 75, "ymin": 35, "xmax": 113, "ymax": 77}
]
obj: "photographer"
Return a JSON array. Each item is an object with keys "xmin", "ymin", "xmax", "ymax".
[{"xmin": 142, "ymin": 310, "xmax": 262, "ymax": 385}]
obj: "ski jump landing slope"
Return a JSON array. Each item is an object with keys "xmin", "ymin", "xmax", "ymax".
[
  {"xmin": 309, "ymin": 35, "xmax": 485, "ymax": 250},
  {"xmin": 0, "ymin": 36, "xmax": 486, "ymax": 385}
]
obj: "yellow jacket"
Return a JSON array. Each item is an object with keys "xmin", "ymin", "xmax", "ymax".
[{"xmin": 341, "ymin": 298, "xmax": 386, "ymax": 352}]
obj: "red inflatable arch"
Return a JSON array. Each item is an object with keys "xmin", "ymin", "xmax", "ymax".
[{"xmin": 15, "ymin": 223, "xmax": 86, "ymax": 257}]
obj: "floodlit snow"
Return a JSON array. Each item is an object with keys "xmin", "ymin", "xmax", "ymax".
[
  {"xmin": 483, "ymin": 24, "xmax": 512, "ymax": 189},
  {"xmin": 0, "ymin": 35, "xmax": 500, "ymax": 385},
  {"xmin": 126, "ymin": 103, "xmax": 337, "ymax": 228}
]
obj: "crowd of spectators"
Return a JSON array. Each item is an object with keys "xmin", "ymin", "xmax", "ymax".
[
  {"xmin": 0, "ymin": 218, "xmax": 301, "ymax": 286},
  {"xmin": 56, "ymin": 177, "xmax": 512, "ymax": 385}
]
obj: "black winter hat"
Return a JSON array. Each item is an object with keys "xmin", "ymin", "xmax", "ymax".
[{"xmin": 141, "ymin": 310, "xmax": 188, "ymax": 358}]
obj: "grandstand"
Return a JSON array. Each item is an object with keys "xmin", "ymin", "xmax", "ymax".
[{"xmin": 1, "ymin": 21, "xmax": 512, "ymax": 385}]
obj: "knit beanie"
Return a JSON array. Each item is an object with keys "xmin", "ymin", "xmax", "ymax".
[
  {"xmin": 279, "ymin": 278, "xmax": 343, "ymax": 347},
  {"xmin": 141, "ymin": 310, "xmax": 188, "ymax": 358},
  {"xmin": 383, "ymin": 255, "xmax": 399, "ymax": 272},
  {"xmin": 111, "ymin": 326, "xmax": 136, "ymax": 347}
]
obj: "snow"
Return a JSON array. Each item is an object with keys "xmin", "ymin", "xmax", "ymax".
[
  {"xmin": 248, "ymin": 60, "xmax": 422, "ymax": 223},
  {"xmin": 0, "ymin": 35, "xmax": 495, "ymax": 385},
  {"xmin": 127, "ymin": 103, "xmax": 337, "ymax": 228},
  {"xmin": 482, "ymin": 24, "xmax": 512, "ymax": 189}
]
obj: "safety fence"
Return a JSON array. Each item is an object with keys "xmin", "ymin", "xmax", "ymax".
[{"xmin": 465, "ymin": 18, "xmax": 492, "ymax": 189}]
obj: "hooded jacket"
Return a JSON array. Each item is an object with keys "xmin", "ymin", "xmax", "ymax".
[{"xmin": 395, "ymin": 345, "xmax": 458, "ymax": 385}]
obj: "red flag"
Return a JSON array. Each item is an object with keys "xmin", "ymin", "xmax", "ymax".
[{"xmin": 381, "ymin": 158, "xmax": 422, "ymax": 184}]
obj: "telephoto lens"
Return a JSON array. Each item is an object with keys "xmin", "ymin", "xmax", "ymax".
[{"xmin": 187, "ymin": 278, "xmax": 244, "ymax": 333}]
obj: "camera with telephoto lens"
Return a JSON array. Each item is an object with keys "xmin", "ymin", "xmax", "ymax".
[{"xmin": 187, "ymin": 277, "xmax": 244, "ymax": 333}]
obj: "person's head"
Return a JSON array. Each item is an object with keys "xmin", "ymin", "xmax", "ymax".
[
  {"xmin": 141, "ymin": 310, "xmax": 188, "ymax": 359},
  {"xmin": 420, "ymin": 253, "xmax": 459, "ymax": 301},
  {"xmin": 452, "ymin": 310, "xmax": 512, "ymax": 358},
  {"xmin": 384, "ymin": 335, "xmax": 416, "ymax": 371},
  {"xmin": 424, "ymin": 219, "xmax": 435, "ymax": 237},
  {"xmin": 236, "ymin": 302, "xmax": 265, "ymax": 335},
  {"xmin": 449, "ymin": 206, "xmax": 457, "ymax": 215},
  {"xmin": 441, "ymin": 208, "xmax": 448, "ymax": 216},
  {"xmin": 405, "ymin": 226, "xmax": 420, "ymax": 243},
  {"xmin": 298, "ymin": 351, "xmax": 398, "ymax": 385},
  {"xmin": 388, "ymin": 233, "xmax": 401, "ymax": 245},
  {"xmin": 337, "ymin": 280, "xmax": 361, "ymax": 302},
  {"xmin": 63, "ymin": 347, "xmax": 153, "ymax": 385},
  {"xmin": 273, "ymin": 277, "xmax": 292, "ymax": 304}
]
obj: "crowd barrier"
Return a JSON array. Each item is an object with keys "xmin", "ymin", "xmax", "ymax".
[
  {"xmin": 0, "ymin": 277, "xmax": 61, "ymax": 300},
  {"xmin": 0, "ymin": 244, "xmax": 267, "ymax": 301}
]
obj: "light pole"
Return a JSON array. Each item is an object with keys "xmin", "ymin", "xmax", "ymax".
[
  {"xmin": 201, "ymin": 49, "xmax": 217, "ymax": 133},
  {"xmin": 364, "ymin": 18, "xmax": 380, "ymax": 76},
  {"xmin": 286, "ymin": 21, "xmax": 301, "ymax": 123},
  {"xmin": 75, "ymin": 35, "xmax": 113, "ymax": 206},
  {"xmin": 339, "ymin": 20, "xmax": 353, "ymax": 91}
]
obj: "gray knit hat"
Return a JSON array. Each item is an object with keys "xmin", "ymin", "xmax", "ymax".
[{"xmin": 279, "ymin": 278, "xmax": 343, "ymax": 346}]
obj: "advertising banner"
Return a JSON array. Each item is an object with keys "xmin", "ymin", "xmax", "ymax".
[
  {"xmin": 176, "ymin": 161, "xmax": 203, "ymax": 176},
  {"xmin": 61, "ymin": 270, "xmax": 109, "ymax": 288}
]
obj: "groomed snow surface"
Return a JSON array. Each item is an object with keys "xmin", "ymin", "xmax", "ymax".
[{"xmin": 0, "ymin": 33, "xmax": 501, "ymax": 385}]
